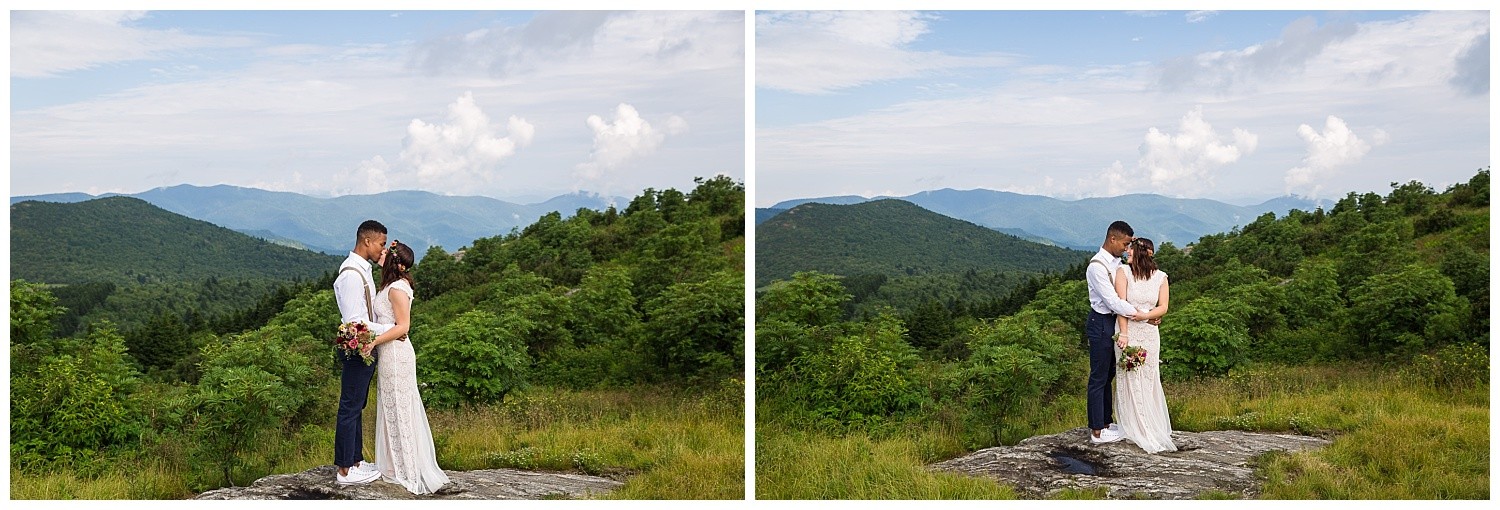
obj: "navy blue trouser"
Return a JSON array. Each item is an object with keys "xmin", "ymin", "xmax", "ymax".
[
  {"xmin": 1086, "ymin": 310, "xmax": 1117, "ymax": 431},
  {"xmin": 334, "ymin": 350, "xmax": 377, "ymax": 468}
]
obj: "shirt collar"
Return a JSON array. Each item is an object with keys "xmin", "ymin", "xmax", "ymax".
[
  {"xmin": 347, "ymin": 251, "xmax": 373, "ymax": 272},
  {"xmin": 1094, "ymin": 247, "xmax": 1120, "ymax": 267}
]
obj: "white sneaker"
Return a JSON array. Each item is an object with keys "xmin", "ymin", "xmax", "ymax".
[
  {"xmin": 337, "ymin": 466, "xmax": 380, "ymax": 485},
  {"xmin": 1090, "ymin": 428, "xmax": 1125, "ymax": 444},
  {"xmin": 1108, "ymin": 423, "xmax": 1121, "ymax": 431},
  {"xmin": 355, "ymin": 461, "xmax": 378, "ymax": 474}
]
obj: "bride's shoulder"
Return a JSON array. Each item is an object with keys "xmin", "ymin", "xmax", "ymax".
[{"xmin": 391, "ymin": 279, "xmax": 415, "ymax": 298}]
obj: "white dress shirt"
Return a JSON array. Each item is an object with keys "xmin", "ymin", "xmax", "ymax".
[
  {"xmin": 1087, "ymin": 248, "xmax": 1139, "ymax": 316},
  {"xmin": 335, "ymin": 251, "xmax": 392, "ymax": 335}
]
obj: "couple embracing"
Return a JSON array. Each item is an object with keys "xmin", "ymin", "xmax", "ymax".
[
  {"xmin": 1084, "ymin": 221, "xmax": 1175, "ymax": 454},
  {"xmin": 332, "ymin": 220, "xmax": 449, "ymax": 494}
]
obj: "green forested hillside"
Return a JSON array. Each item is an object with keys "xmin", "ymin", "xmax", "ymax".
[
  {"xmin": 11, "ymin": 176, "xmax": 745, "ymax": 499},
  {"xmin": 755, "ymin": 199, "xmax": 1088, "ymax": 288},
  {"xmin": 11, "ymin": 197, "xmax": 339, "ymax": 285},
  {"xmin": 757, "ymin": 169, "xmax": 1489, "ymax": 499}
]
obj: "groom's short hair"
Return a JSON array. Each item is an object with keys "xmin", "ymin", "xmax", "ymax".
[
  {"xmin": 357, "ymin": 220, "xmax": 387, "ymax": 244},
  {"xmin": 1107, "ymin": 221, "xmax": 1134, "ymax": 238}
]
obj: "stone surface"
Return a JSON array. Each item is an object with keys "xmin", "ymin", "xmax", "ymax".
[
  {"xmin": 194, "ymin": 465, "xmax": 624, "ymax": 500},
  {"xmin": 929, "ymin": 427, "xmax": 1331, "ymax": 499}
]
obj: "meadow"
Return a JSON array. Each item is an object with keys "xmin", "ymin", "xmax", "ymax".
[
  {"xmin": 12, "ymin": 382, "xmax": 745, "ymax": 500},
  {"xmin": 755, "ymin": 362, "xmax": 1488, "ymax": 499}
]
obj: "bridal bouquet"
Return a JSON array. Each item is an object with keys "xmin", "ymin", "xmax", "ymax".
[
  {"xmin": 1118, "ymin": 345, "xmax": 1148, "ymax": 372},
  {"xmin": 335, "ymin": 321, "xmax": 376, "ymax": 366}
]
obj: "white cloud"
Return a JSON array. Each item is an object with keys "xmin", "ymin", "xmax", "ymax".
[
  {"xmin": 10, "ymin": 11, "xmax": 253, "ymax": 78},
  {"xmin": 395, "ymin": 92, "xmax": 534, "ymax": 192},
  {"xmin": 11, "ymin": 11, "xmax": 743, "ymax": 200},
  {"xmin": 1156, "ymin": 16, "xmax": 1359, "ymax": 93},
  {"xmin": 1134, "ymin": 106, "xmax": 1257, "ymax": 192},
  {"xmin": 1186, "ymin": 11, "xmax": 1219, "ymax": 24},
  {"xmin": 756, "ymin": 10, "xmax": 1011, "ymax": 94},
  {"xmin": 1450, "ymin": 31, "xmax": 1489, "ymax": 96},
  {"xmin": 1285, "ymin": 116, "xmax": 1374, "ymax": 195},
  {"xmin": 576, "ymin": 103, "xmax": 685, "ymax": 180},
  {"xmin": 756, "ymin": 11, "xmax": 1487, "ymax": 207}
]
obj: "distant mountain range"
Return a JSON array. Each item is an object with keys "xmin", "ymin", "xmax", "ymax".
[
  {"xmin": 756, "ymin": 199, "xmax": 1090, "ymax": 288},
  {"xmin": 13, "ymin": 185, "xmax": 626, "ymax": 256},
  {"xmin": 757, "ymin": 190, "xmax": 1331, "ymax": 250},
  {"xmin": 11, "ymin": 197, "xmax": 339, "ymax": 286}
]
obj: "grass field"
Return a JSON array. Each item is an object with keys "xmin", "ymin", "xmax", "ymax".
[
  {"xmin": 755, "ymin": 362, "xmax": 1489, "ymax": 499},
  {"xmin": 11, "ymin": 381, "xmax": 745, "ymax": 500}
]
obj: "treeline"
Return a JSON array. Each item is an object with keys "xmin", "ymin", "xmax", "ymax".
[
  {"xmin": 10, "ymin": 196, "xmax": 337, "ymax": 285},
  {"xmin": 9, "ymin": 176, "xmax": 745, "ymax": 490},
  {"xmin": 756, "ymin": 168, "xmax": 1489, "ymax": 448}
]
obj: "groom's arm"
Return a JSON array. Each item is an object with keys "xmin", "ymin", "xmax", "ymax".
[
  {"xmin": 1087, "ymin": 263, "xmax": 1137, "ymax": 318},
  {"xmin": 334, "ymin": 270, "xmax": 394, "ymax": 335}
]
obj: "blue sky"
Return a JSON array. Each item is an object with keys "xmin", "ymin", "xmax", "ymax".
[
  {"xmin": 757, "ymin": 10, "xmax": 1490, "ymax": 206},
  {"xmin": 10, "ymin": 10, "xmax": 745, "ymax": 201}
]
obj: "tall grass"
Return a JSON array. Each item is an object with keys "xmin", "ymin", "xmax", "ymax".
[
  {"xmin": 10, "ymin": 381, "xmax": 744, "ymax": 500},
  {"xmin": 756, "ymin": 362, "xmax": 1488, "ymax": 499}
]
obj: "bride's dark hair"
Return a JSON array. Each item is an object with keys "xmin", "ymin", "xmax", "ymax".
[
  {"xmin": 379, "ymin": 240, "xmax": 416, "ymax": 292},
  {"xmin": 1128, "ymin": 238, "xmax": 1157, "ymax": 281}
]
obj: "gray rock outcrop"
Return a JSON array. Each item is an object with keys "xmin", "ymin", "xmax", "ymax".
[
  {"xmin": 929, "ymin": 427, "xmax": 1331, "ymax": 499},
  {"xmin": 195, "ymin": 465, "xmax": 623, "ymax": 500}
]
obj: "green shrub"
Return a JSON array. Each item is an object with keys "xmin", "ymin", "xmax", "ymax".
[
  {"xmin": 643, "ymin": 269, "xmax": 744, "ymax": 380},
  {"xmin": 1403, "ymin": 342, "xmax": 1489, "ymax": 390},
  {"xmin": 1348, "ymin": 264, "xmax": 1467, "ymax": 355},
  {"xmin": 774, "ymin": 312, "xmax": 923, "ymax": 428},
  {"xmin": 957, "ymin": 343, "xmax": 1058, "ymax": 446},
  {"xmin": 1160, "ymin": 297, "xmax": 1250, "ymax": 380},
  {"xmin": 419, "ymin": 310, "xmax": 531, "ymax": 407}
]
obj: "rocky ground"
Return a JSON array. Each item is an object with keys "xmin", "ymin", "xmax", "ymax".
[
  {"xmin": 929, "ymin": 427, "xmax": 1332, "ymax": 499},
  {"xmin": 194, "ymin": 465, "xmax": 623, "ymax": 500}
]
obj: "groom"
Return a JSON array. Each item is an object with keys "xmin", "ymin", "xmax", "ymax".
[
  {"xmin": 333, "ymin": 220, "xmax": 394, "ymax": 485},
  {"xmin": 1084, "ymin": 221, "xmax": 1142, "ymax": 444}
]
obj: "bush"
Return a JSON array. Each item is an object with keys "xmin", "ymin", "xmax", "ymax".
[
  {"xmin": 1403, "ymin": 342, "xmax": 1489, "ymax": 390},
  {"xmin": 1160, "ymin": 297, "xmax": 1250, "ymax": 380},
  {"xmin": 957, "ymin": 343, "xmax": 1058, "ymax": 446},
  {"xmin": 419, "ymin": 310, "xmax": 531, "ymax": 407},
  {"xmin": 643, "ymin": 270, "xmax": 744, "ymax": 380},
  {"xmin": 1348, "ymin": 264, "xmax": 1467, "ymax": 354},
  {"xmin": 186, "ymin": 326, "xmax": 323, "ymax": 488},
  {"xmin": 773, "ymin": 312, "xmax": 923, "ymax": 428},
  {"xmin": 11, "ymin": 355, "xmax": 142, "ymax": 469}
]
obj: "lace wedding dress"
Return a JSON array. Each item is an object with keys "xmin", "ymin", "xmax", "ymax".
[
  {"xmin": 373, "ymin": 280, "xmax": 449, "ymax": 494},
  {"xmin": 1113, "ymin": 267, "xmax": 1177, "ymax": 454}
]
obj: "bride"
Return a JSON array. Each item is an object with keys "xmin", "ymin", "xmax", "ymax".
[
  {"xmin": 1112, "ymin": 237, "xmax": 1176, "ymax": 454},
  {"xmin": 361, "ymin": 240, "xmax": 450, "ymax": 494}
]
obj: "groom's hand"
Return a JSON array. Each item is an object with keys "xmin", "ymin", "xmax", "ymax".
[{"xmin": 1146, "ymin": 317, "xmax": 1162, "ymax": 326}]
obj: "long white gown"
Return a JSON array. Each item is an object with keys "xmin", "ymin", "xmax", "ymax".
[
  {"xmin": 373, "ymin": 279, "xmax": 449, "ymax": 494},
  {"xmin": 1112, "ymin": 266, "xmax": 1177, "ymax": 454}
]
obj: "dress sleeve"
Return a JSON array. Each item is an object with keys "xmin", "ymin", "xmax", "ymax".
[{"xmin": 394, "ymin": 280, "xmax": 415, "ymax": 302}]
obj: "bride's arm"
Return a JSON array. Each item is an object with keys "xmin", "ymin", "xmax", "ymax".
[
  {"xmin": 1114, "ymin": 268, "xmax": 1130, "ymax": 347},
  {"xmin": 370, "ymin": 286, "xmax": 412, "ymax": 347},
  {"xmin": 1134, "ymin": 277, "xmax": 1170, "ymax": 321}
]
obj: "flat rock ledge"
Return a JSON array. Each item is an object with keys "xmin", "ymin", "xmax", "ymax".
[
  {"xmin": 929, "ymin": 427, "xmax": 1331, "ymax": 500},
  {"xmin": 195, "ymin": 465, "xmax": 624, "ymax": 500}
]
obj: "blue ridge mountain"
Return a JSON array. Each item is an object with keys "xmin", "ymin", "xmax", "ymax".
[
  {"xmin": 755, "ymin": 198, "xmax": 1089, "ymax": 288},
  {"xmin": 758, "ymin": 189, "xmax": 1329, "ymax": 249},
  {"xmin": 13, "ymin": 184, "xmax": 626, "ymax": 256},
  {"xmin": 11, "ymin": 196, "xmax": 339, "ymax": 285}
]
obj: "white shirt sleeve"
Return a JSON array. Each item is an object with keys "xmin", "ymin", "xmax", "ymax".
[
  {"xmin": 1088, "ymin": 262, "xmax": 1138, "ymax": 317},
  {"xmin": 334, "ymin": 269, "xmax": 393, "ymax": 334}
]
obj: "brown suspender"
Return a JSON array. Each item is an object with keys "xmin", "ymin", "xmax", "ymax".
[{"xmin": 338, "ymin": 266, "xmax": 374, "ymax": 320}]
